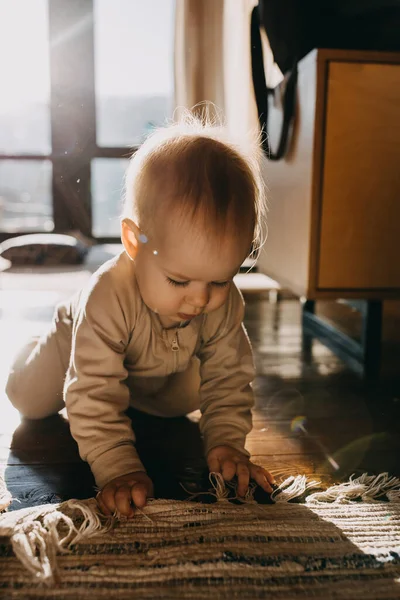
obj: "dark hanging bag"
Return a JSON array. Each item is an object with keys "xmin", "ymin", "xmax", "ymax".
[{"xmin": 251, "ymin": 0, "xmax": 400, "ymax": 160}]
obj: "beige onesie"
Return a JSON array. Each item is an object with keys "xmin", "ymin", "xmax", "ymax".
[{"xmin": 6, "ymin": 251, "xmax": 255, "ymax": 488}]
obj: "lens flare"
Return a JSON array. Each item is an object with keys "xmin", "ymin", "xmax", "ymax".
[
  {"xmin": 290, "ymin": 415, "xmax": 340, "ymax": 471},
  {"xmin": 290, "ymin": 415, "xmax": 307, "ymax": 434},
  {"xmin": 326, "ymin": 456, "xmax": 340, "ymax": 470}
]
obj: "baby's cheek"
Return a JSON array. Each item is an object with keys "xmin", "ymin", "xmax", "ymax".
[
  {"xmin": 161, "ymin": 284, "xmax": 182, "ymax": 309},
  {"xmin": 210, "ymin": 287, "xmax": 230, "ymax": 310}
]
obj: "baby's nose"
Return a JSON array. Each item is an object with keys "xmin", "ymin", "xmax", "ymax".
[{"xmin": 188, "ymin": 286, "xmax": 210, "ymax": 308}]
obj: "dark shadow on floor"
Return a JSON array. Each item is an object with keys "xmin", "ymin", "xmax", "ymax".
[{"xmin": 5, "ymin": 409, "xmax": 213, "ymax": 510}]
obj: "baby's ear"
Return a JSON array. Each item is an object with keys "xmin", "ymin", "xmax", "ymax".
[{"xmin": 121, "ymin": 218, "xmax": 141, "ymax": 260}]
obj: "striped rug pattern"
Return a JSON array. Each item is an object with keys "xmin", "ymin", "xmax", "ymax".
[{"xmin": 0, "ymin": 496, "xmax": 399, "ymax": 599}]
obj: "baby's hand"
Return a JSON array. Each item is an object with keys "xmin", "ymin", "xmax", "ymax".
[
  {"xmin": 207, "ymin": 445, "xmax": 275, "ymax": 498},
  {"xmin": 96, "ymin": 471, "xmax": 154, "ymax": 518}
]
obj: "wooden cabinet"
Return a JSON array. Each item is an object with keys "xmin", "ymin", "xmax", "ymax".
[{"xmin": 258, "ymin": 49, "xmax": 400, "ymax": 300}]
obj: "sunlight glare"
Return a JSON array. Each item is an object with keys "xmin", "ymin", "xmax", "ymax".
[{"xmin": 0, "ymin": 0, "xmax": 50, "ymax": 112}]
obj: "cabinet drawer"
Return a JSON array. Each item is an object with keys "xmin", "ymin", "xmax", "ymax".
[{"xmin": 317, "ymin": 61, "xmax": 400, "ymax": 290}]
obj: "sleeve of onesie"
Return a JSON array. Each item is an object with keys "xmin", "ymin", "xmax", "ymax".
[
  {"xmin": 64, "ymin": 265, "xmax": 145, "ymax": 489},
  {"xmin": 196, "ymin": 283, "xmax": 255, "ymax": 458}
]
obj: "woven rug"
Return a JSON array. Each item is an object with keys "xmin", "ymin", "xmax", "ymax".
[{"xmin": 0, "ymin": 473, "xmax": 399, "ymax": 599}]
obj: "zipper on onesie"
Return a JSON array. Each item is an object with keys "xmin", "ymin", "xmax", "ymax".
[
  {"xmin": 171, "ymin": 333, "xmax": 179, "ymax": 351},
  {"xmin": 171, "ymin": 331, "xmax": 179, "ymax": 371}
]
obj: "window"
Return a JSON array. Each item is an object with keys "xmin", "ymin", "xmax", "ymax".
[
  {"xmin": 0, "ymin": 0, "xmax": 175, "ymax": 242},
  {"xmin": 91, "ymin": 158, "xmax": 128, "ymax": 237},
  {"xmin": 0, "ymin": 0, "xmax": 52, "ymax": 233},
  {"xmin": 0, "ymin": 161, "xmax": 53, "ymax": 232},
  {"xmin": 94, "ymin": 0, "xmax": 174, "ymax": 148},
  {"xmin": 92, "ymin": 0, "xmax": 174, "ymax": 237}
]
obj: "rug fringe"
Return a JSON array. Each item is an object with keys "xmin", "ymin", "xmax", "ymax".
[
  {"xmin": 305, "ymin": 472, "xmax": 400, "ymax": 504},
  {"xmin": 0, "ymin": 498, "xmax": 112, "ymax": 585},
  {"xmin": 183, "ymin": 473, "xmax": 322, "ymax": 503},
  {"xmin": 0, "ymin": 465, "xmax": 12, "ymax": 512},
  {"xmin": 0, "ymin": 488, "xmax": 12, "ymax": 513},
  {"xmin": 206, "ymin": 472, "xmax": 400, "ymax": 504},
  {"xmin": 271, "ymin": 474, "xmax": 321, "ymax": 502}
]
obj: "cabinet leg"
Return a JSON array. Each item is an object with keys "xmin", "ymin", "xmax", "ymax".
[
  {"xmin": 361, "ymin": 300, "xmax": 383, "ymax": 381},
  {"xmin": 301, "ymin": 299, "xmax": 382, "ymax": 380},
  {"xmin": 301, "ymin": 300, "xmax": 315, "ymax": 363}
]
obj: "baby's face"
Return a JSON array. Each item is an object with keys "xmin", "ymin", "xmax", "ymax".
[{"xmin": 134, "ymin": 217, "xmax": 249, "ymax": 328}]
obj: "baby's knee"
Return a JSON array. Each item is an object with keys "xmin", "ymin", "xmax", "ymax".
[
  {"xmin": 5, "ymin": 369, "xmax": 62, "ymax": 420},
  {"xmin": 6, "ymin": 369, "xmax": 33, "ymax": 417},
  {"xmin": 6, "ymin": 371, "xmax": 24, "ymax": 414}
]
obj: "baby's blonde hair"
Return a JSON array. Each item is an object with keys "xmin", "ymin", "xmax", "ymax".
[{"xmin": 122, "ymin": 110, "xmax": 267, "ymax": 258}]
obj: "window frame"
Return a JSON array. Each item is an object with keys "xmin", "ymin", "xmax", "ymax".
[{"xmin": 0, "ymin": 0, "xmax": 152, "ymax": 244}]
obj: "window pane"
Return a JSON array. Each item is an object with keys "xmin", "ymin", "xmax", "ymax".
[
  {"xmin": 0, "ymin": 0, "xmax": 51, "ymax": 154},
  {"xmin": 91, "ymin": 158, "xmax": 128, "ymax": 237},
  {"xmin": 94, "ymin": 0, "xmax": 175, "ymax": 147},
  {"xmin": 0, "ymin": 160, "xmax": 53, "ymax": 232}
]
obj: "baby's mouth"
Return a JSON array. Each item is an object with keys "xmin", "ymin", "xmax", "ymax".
[{"xmin": 178, "ymin": 312, "xmax": 200, "ymax": 320}]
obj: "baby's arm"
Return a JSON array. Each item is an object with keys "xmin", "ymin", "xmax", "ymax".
[
  {"xmin": 197, "ymin": 284, "xmax": 275, "ymax": 496},
  {"xmin": 64, "ymin": 266, "xmax": 151, "ymax": 516}
]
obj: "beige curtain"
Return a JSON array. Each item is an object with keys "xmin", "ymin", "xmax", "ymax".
[
  {"xmin": 174, "ymin": 0, "xmax": 225, "ymax": 119},
  {"xmin": 174, "ymin": 0, "xmax": 282, "ymax": 145}
]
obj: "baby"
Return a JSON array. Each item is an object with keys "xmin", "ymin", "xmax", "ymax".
[{"xmin": 6, "ymin": 114, "xmax": 275, "ymax": 518}]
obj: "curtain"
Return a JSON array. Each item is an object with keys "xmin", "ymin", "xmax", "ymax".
[
  {"xmin": 174, "ymin": 0, "xmax": 282, "ymax": 146},
  {"xmin": 174, "ymin": 0, "xmax": 225, "ymax": 119}
]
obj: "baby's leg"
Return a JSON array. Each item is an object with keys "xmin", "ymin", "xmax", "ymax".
[{"xmin": 6, "ymin": 308, "xmax": 72, "ymax": 419}]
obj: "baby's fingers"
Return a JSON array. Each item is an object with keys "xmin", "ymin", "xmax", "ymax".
[
  {"xmin": 96, "ymin": 491, "xmax": 112, "ymax": 516},
  {"xmin": 115, "ymin": 485, "xmax": 135, "ymax": 517},
  {"xmin": 207, "ymin": 455, "xmax": 221, "ymax": 475},
  {"xmin": 221, "ymin": 459, "xmax": 237, "ymax": 482},
  {"xmin": 97, "ymin": 485, "xmax": 119, "ymax": 516},
  {"xmin": 131, "ymin": 482, "xmax": 151, "ymax": 509},
  {"xmin": 97, "ymin": 485, "xmax": 132, "ymax": 517},
  {"xmin": 236, "ymin": 462, "xmax": 250, "ymax": 497},
  {"xmin": 250, "ymin": 465, "xmax": 274, "ymax": 494}
]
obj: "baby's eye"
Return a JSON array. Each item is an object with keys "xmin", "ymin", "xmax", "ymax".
[
  {"xmin": 166, "ymin": 277, "xmax": 231, "ymax": 288},
  {"xmin": 166, "ymin": 277, "xmax": 189, "ymax": 287}
]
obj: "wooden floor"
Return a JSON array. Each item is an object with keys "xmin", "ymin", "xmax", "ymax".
[{"xmin": 1, "ymin": 281, "xmax": 400, "ymax": 510}]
